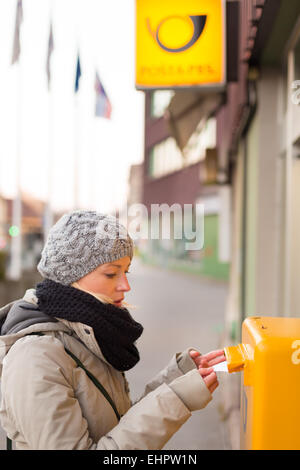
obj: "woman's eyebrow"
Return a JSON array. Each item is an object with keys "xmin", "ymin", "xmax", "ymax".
[{"xmin": 108, "ymin": 263, "xmax": 131, "ymax": 269}]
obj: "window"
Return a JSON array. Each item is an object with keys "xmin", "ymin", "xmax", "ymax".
[
  {"xmin": 183, "ymin": 118, "xmax": 217, "ymax": 164},
  {"xmin": 148, "ymin": 138, "xmax": 183, "ymax": 178},
  {"xmin": 150, "ymin": 90, "xmax": 175, "ymax": 118}
]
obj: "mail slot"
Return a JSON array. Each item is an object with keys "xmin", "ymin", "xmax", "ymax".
[{"xmin": 224, "ymin": 316, "xmax": 300, "ymax": 450}]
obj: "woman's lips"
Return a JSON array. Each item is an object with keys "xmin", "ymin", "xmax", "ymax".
[{"xmin": 114, "ymin": 299, "xmax": 124, "ymax": 306}]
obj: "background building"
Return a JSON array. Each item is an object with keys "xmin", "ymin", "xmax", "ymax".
[
  {"xmin": 218, "ymin": 0, "xmax": 300, "ymax": 448},
  {"xmin": 137, "ymin": 0, "xmax": 300, "ymax": 447},
  {"xmin": 141, "ymin": 90, "xmax": 230, "ymax": 280}
]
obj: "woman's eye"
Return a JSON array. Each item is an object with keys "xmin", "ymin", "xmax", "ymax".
[{"xmin": 105, "ymin": 271, "xmax": 130, "ymax": 278}]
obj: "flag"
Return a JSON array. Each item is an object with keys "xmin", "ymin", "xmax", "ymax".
[
  {"xmin": 46, "ymin": 22, "xmax": 54, "ymax": 90},
  {"xmin": 94, "ymin": 71, "xmax": 112, "ymax": 119},
  {"xmin": 11, "ymin": 0, "xmax": 23, "ymax": 65},
  {"xmin": 74, "ymin": 54, "xmax": 81, "ymax": 93}
]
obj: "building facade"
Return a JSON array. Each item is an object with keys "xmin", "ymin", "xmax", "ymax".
[
  {"xmin": 137, "ymin": 0, "xmax": 300, "ymax": 447},
  {"xmin": 221, "ymin": 0, "xmax": 300, "ymax": 344},
  {"xmin": 141, "ymin": 89, "xmax": 230, "ymax": 280},
  {"xmin": 216, "ymin": 0, "xmax": 300, "ymax": 448}
]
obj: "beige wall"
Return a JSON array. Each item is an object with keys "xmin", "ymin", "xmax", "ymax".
[
  {"xmin": 283, "ymin": 41, "xmax": 300, "ymax": 318},
  {"xmin": 243, "ymin": 66, "xmax": 300, "ymax": 319},
  {"xmin": 255, "ymin": 69, "xmax": 284, "ymax": 317},
  {"xmin": 289, "ymin": 158, "xmax": 300, "ymax": 316},
  {"xmin": 244, "ymin": 112, "xmax": 258, "ymax": 317},
  {"xmin": 224, "ymin": 142, "xmax": 244, "ymax": 342}
]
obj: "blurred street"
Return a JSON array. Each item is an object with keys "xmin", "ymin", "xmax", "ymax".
[{"xmin": 126, "ymin": 257, "xmax": 229, "ymax": 450}]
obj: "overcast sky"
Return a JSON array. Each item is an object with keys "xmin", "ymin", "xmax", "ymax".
[{"xmin": 0, "ymin": 0, "xmax": 145, "ymax": 214}]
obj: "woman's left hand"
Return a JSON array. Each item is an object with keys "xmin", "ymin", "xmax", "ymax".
[
  {"xmin": 189, "ymin": 349, "xmax": 226, "ymax": 394},
  {"xmin": 189, "ymin": 349, "xmax": 226, "ymax": 369}
]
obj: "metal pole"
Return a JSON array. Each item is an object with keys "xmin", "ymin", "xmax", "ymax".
[
  {"xmin": 74, "ymin": 94, "xmax": 79, "ymax": 210},
  {"xmin": 8, "ymin": 61, "xmax": 22, "ymax": 281},
  {"xmin": 43, "ymin": 83, "xmax": 54, "ymax": 242}
]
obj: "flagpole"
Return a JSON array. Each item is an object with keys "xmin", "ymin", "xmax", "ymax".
[
  {"xmin": 8, "ymin": 0, "xmax": 23, "ymax": 281},
  {"xmin": 43, "ymin": 20, "xmax": 54, "ymax": 241},
  {"xmin": 74, "ymin": 53, "xmax": 81, "ymax": 210},
  {"xmin": 74, "ymin": 93, "xmax": 79, "ymax": 210},
  {"xmin": 44, "ymin": 82, "xmax": 54, "ymax": 242},
  {"xmin": 93, "ymin": 70, "xmax": 112, "ymax": 212},
  {"xmin": 9, "ymin": 59, "xmax": 22, "ymax": 281}
]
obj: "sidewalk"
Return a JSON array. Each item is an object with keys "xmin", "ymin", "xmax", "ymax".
[{"xmin": 126, "ymin": 257, "xmax": 231, "ymax": 449}]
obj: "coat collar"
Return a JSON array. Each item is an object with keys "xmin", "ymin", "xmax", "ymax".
[
  {"xmin": 24, "ymin": 288, "xmax": 110, "ymax": 363},
  {"xmin": 0, "ymin": 288, "xmax": 110, "ymax": 366}
]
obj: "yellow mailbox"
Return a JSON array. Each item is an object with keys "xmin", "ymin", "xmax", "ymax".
[{"xmin": 224, "ymin": 316, "xmax": 300, "ymax": 450}]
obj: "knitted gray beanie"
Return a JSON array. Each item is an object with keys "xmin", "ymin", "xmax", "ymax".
[{"xmin": 37, "ymin": 210, "xmax": 134, "ymax": 285}]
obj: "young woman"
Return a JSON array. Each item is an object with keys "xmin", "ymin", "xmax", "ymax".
[{"xmin": 0, "ymin": 210, "xmax": 225, "ymax": 450}]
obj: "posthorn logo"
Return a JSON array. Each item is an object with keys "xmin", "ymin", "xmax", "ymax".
[{"xmin": 146, "ymin": 15, "xmax": 207, "ymax": 53}]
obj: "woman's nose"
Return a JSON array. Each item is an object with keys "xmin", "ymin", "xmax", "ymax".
[{"xmin": 117, "ymin": 274, "xmax": 131, "ymax": 292}]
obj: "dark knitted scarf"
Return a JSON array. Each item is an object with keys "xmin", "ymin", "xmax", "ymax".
[{"xmin": 35, "ymin": 279, "xmax": 143, "ymax": 372}]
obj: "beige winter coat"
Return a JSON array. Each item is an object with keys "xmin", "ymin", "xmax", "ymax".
[{"xmin": 0, "ymin": 288, "xmax": 212, "ymax": 450}]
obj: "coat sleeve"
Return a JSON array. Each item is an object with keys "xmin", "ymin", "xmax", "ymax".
[
  {"xmin": 95, "ymin": 371, "xmax": 212, "ymax": 450},
  {"xmin": 1, "ymin": 337, "xmax": 211, "ymax": 450},
  {"xmin": 134, "ymin": 347, "xmax": 202, "ymax": 401},
  {"xmin": 95, "ymin": 347, "xmax": 212, "ymax": 450}
]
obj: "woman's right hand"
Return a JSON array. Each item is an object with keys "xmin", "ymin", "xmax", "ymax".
[
  {"xmin": 198, "ymin": 367, "xmax": 219, "ymax": 394},
  {"xmin": 189, "ymin": 349, "xmax": 224, "ymax": 394}
]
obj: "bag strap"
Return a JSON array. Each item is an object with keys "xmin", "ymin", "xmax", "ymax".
[
  {"xmin": 62, "ymin": 345, "xmax": 121, "ymax": 421},
  {"xmin": 32, "ymin": 332, "xmax": 121, "ymax": 421},
  {"xmin": 6, "ymin": 437, "xmax": 12, "ymax": 451},
  {"xmin": 6, "ymin": 332, "xmax": 121, "ymax": 450}
]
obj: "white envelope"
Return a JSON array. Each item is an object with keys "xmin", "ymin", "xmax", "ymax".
[{"xmin": 213, "ymin": 360, "xmax": 228, "ymax": 372}]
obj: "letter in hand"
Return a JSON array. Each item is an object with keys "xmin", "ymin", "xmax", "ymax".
[{"xmin": 189, "ymin": 349, "xmax": 226, "ymax": 394}]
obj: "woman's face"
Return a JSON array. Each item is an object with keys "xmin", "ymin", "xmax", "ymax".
[{"xmin": 75, "ymin": 256, "xmax": 131, "ymax": 307}]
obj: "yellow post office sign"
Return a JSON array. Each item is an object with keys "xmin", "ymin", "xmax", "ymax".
[{"xmin": 135, "ymin": 0, "xmax": 226, "ymax": 89}]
